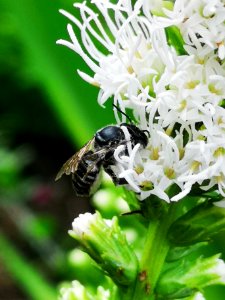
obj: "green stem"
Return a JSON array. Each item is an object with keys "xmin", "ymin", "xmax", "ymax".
[{"xmin": 130, "ymin": 203, "xmax": 178, "ymax": 300}]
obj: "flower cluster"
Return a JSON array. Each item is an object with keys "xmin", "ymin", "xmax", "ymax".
[
  {"xmin": 146, "ymin": 0, "xmax": 225, "ymax": 60},
  {"xmin": 58, "ymin": 0, "xmax": 225, "ymax": 202}
]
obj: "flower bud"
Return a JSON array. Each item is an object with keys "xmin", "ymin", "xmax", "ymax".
[
  {"xmin": 156, "ymin": 255, "xmax": 225, "ymax": 299},
  {"xmin": 69, "ymin": 212, "xmax": 138, "ymax": 286},
  {"xmin": 60, "ymin": 281, "xmax": 110, "ymax": 300}
]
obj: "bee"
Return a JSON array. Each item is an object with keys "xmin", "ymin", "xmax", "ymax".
[{"xmin": 55, "ymin": 107, "xmax": 148, "ymax": 196}]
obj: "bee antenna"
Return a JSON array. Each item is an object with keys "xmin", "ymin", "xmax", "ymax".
[{"xmin": 113, "ymin": 104, "xmax": 133, "ymax": 123}]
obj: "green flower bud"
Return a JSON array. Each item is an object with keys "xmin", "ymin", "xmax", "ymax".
[
  {"xmin": 156, "ymin": 255, "xmax": 225, "ymax": 299},
  {"xmin": 69, "ymin": 212, "xmax": 138, "ymax": 286},
  {"xmin": 60, "ymin": 281, "xmax": 110, "ymax": 300},
  {"xmin": 168, "ymin": 202, "xmax": 225, "ymax": 246}
]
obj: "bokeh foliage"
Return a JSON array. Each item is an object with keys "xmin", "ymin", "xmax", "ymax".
[
  {"xmin": 0, "ymin": 0, "xmax": 113, "ymax": 299},
  {"xmin": 1, "ymin": 0, "xmax": 114, "ymax": 146}
]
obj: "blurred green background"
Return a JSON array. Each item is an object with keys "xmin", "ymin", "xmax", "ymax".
[
  {"xmin": 0, "ymin": 0, "xmax": 114, "ymax": 299},
  {"xmin": 1, "ymin": 1, "xmax": 225, "ymax": 300}
]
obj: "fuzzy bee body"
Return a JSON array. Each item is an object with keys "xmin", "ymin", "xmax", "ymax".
[
  {"xmin": 56, "ymin": 124, "xmax": 148, "ymax": 197},
  {"xmin": 71, "ymin": 151, "xmax": 101, "ymax": 196}
]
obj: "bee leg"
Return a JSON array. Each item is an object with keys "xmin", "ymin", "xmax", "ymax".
[{"xmin": 104, "ymin": 166, "xmax": 127, "ymax": 185}]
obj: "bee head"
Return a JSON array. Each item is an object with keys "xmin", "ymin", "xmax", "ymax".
[
  {"xmin": 95, "ymin": 125, "xmax": 124, "ymax": 147},
  {"xmin": 112, "ymin": 104, "xmax": 149, "ymax": 148},
  {"xmin": 121, "ymin": 123, "xmax": 148, "ymax": 148}
]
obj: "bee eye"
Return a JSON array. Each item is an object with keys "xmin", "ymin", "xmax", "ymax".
[{"xmin": 95, "ymin": 126, "xmax": 123, "ymax": 146}]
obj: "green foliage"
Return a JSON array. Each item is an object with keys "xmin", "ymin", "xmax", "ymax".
[
  {"xmin": 1, "ymin": 0, "xmax": 114, "ymax": 146},
  {"xmin": 168, "ymin": 201, "xmax": 225, "ymax": 246},
  {"xmin": 0, "ymin": 232, "xmax": 57, "ymax": 300},
  {"xmin": 157, "ymin": 254, "xmax": 225, "ymax": 299}
]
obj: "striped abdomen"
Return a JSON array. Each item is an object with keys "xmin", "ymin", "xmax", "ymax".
[{"xmin": 72, "ymin": 153, "xmax": 101, "ymax": 196}]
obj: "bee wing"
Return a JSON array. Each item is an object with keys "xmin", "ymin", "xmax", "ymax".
[{"xmin": 55, "ymin": 138, "xmax": 95, "ymax": 181}]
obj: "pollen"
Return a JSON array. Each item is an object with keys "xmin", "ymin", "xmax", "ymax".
[
  {"xmin": 185, "ymin": 80, "xmax": 200, "ymax": 89},
  {"xmin": 190, "ymin": 160, "xmax": 202, "ymax": 172},
  {"xmin": 127, "ymin": 65, "xmax": 134, "ymax": 74},
  {"xmin": 216, "ymin": 41, "xmax": 224, "ymax": 48},
  {"xmin": 208, "ymin": 83, "xmax": 222, "ymax": 96},
  {"xmin": 135, "ymin": 165, "xmax": 144, "ymax": 174},
  {"xmin": 165, "ymin": 127, "xmax": 173, "ymax": 136},
  {"xmin": 164, "ymin": 167, "xmax": 176, "ymax": 179},
  {"xmin": 92, "ymin": 81, "xmax": 100, "ymax": 87},
  {"xmin": 178, "ymin": 100, "xmax": 187, "ymax": 111},
  {"xmin": 146, "ymin": 43, "xmax": 152, "ymax": 50},
  {"xmin": 216, "ymin": 174, "xmax": 224, "ymax": 183},
  {"xmin": 179, "ymin": 148, "xmax": 185, "ymax": 160},
  {"xmin": 214, "ymin": 147, "xmax": 225, "ymax": 158},
  {"xmin": 217, "ymin": 117, "xmax": 224, "ymax": 125},
  {"xmin": 197, "ymin": 135, "xmax": 206, "ymax": 141},
  {"xmin": 150, "ymin": 147, "xmax": 159, "ymax": 160},
  {"xmin": 135, "ymin": 51, "xmax": 142, "ymax": 59},
  {"xmin": 197, "ymin": 58, "xmax": 205, "ymax": 65},
  {"xmin": 139, "ymin": 181, "xmax": 153, "ymax": 191}
]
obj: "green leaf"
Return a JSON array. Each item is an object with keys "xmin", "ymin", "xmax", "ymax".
[
  {"xmin": 166, "ymin": 242, "xmax": 208, "ymax": 262},
  {"xmin": 168, "ymin": 201, "xmax": 225, "ymax": 246},
  {"xmin": 165, "ymin": 26, "xmax": 187, "ymax": 56},
  {"xmin": 157, "ymin": 254, "xmax": 225, "ymax": 299},
  {"xmin": 122, "ymin": 188, "xmax": 140, "ymax": 211}
]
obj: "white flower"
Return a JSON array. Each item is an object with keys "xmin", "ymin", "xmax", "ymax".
[
  {"xmin": 142, "ymin": 0, "xmax": 185, "ymax": 27},
  {"xmin": 60, "ymin": 281, "xmax": 110, "ymax": 300},
  {"xmin": 59, "ymin": 0, "xmax": 225, "ymax": 202},
  {"xmin": 213, "ymin": 258, "xmax": 225, "ymax": 282},
  {"xmin": 191, "ymin": 292, "xmax": 206, "ymax": 300},
  {"xmin": 70, "ymin": 212, "xmax": 98, "ymax": 237},
  {"xmin": 111, "ymin": 42, "xmax": 225, "ymax": 201},
  {"xmin": 182, "ymin": 0, "xmax": 225, "ymax": 60},
  {"xmin": 70, "ymin": 212, "xmax": 114, "ymax": 240},
  {"xmin": 214, "ymin": 199, "xmax": 225, "ymax": 207},
  {"xmin": 57, "ymin": 0, "xmax": 167, "ymax": 112},
  {"xmin": 186, "ymin": 292, "xmax": 206, "ymax": 300},
  {"xmin": 60, "ymin": 281, "xmax": 88, "ymax": 300},
  {"xmin": 146, "ymin": 0, "xmax": 225, "ymax": 60}
]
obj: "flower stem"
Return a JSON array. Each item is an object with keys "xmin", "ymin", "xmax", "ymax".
[{"xmin": 130, "ymin": 203, "xmax": 178, "ymax": 299}]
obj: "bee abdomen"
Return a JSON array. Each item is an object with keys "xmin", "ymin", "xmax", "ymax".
[{"xmin": 72, "ymin": 161, "xmax": 100, "ymax": 197}]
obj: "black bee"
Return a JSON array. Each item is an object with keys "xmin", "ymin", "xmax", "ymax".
[{"xmin": 56, "ymin": 108, "xmax": 148, "ymax": 196}]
